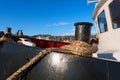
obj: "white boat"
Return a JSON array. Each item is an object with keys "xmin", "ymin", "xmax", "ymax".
[
  {"xmin": 18, "ymin": 38, "xmax": 36, "ymax": 47},
  {"xmin": 92, "ymin": 0, "xmax": 120, "ymax": 61}
]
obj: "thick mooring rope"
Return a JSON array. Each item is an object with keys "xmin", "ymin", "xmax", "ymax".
[
  {"xmin": 6, "ymin": 48, "xmax": 75, "ymax": 80},
  {"xmin": 7, "ymin": 41, "xmax": 98, "ymax": 80},
  {"xmin": 6, "ymin": 48, "xmax": 52, "ymax": 80}
]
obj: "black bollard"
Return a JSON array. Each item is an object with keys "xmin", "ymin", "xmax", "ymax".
[
  {"xmin": 17, "ymin": 30, "xmax": 23, "ymax": 37},
  {"xmin": 74, "ymin": 22, "xmax": 93, "ymax": 43},
  {"xmin": 0, "ymin": 31, "xmax": 4, "ymax": 37},
  {"xmin": 6, "ymin": 27, "xmax": 11, "ymax": 33},
  {"xmin": 5, "ymin": 27, "xmax": 12, "ymax": 38}
]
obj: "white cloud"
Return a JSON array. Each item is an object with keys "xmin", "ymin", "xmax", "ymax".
[
  {"xmin": 45, "ymin": 22, "xmax": 70, "ymax": 27},
  {"xmin": 62, "ymin": 28, "xmax": 75, "ymax": 36},
  {"xmin": 62, "ymin": 32, "xmax": 74, "ymax": 36}
]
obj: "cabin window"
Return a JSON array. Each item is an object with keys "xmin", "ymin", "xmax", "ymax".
[
  {"xmin": 109, "ymin": 0, "xmax": 120, "ymax": 29},
  {"xmin": 98, "ymin": 11, "xmax": 108, "ymax": 33}
]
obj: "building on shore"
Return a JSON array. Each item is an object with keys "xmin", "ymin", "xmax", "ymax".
[{"xmin": 32, "ymin": 34, "xmax": 74, "ymax": 42}]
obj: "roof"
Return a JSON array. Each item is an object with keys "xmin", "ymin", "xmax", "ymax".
[{"xmin": 92, "ymin": 0, "xmax": 108, "ymax": 19}]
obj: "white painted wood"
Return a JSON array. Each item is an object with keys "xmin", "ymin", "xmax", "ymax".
[{"xmin": 92, "ymin": 0, "xmax": 120, "ymax": 61}]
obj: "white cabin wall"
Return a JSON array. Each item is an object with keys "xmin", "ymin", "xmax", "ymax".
[{"xmin": 95, "ymin": 0, "xmax": 120, "ymax": 53}]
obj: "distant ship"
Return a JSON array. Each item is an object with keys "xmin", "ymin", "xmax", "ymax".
[{"xmin": 0, "ymin": 0, "xmax": 120, "ymax": 80}]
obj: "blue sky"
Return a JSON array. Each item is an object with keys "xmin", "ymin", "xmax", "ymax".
[{"xmin": 0, "ymin": 0, "xmax": 96, "ymax": 36}]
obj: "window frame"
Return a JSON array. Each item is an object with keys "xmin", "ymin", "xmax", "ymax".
[
  {"xmin": 109, "ymin": 0, "xmax": 120, "ymax": 29},
  {"xmin": 97, "ymin": 10, "xmax": 108, "ymax": 33}
]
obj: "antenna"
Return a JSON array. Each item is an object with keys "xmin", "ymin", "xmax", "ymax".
[{"xmin": 87, "ymin": 0, "xmax": 98, "ymax": 4}]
